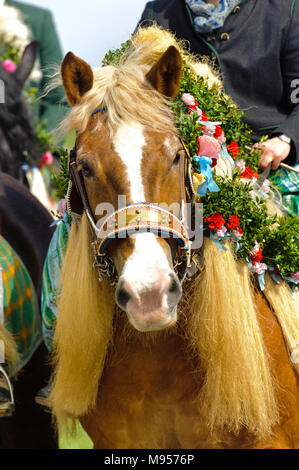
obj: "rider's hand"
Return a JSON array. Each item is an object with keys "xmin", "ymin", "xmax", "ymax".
[{"xmin": 252, "ymin": 137, "xmax": 291, "ymax": 170}]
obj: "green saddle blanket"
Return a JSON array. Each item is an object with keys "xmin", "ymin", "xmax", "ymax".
[
  {"xmin": 269, "ymin": 165, "xmax": 299, "ymax": 215},
  {"xmin": 41, "ymin": 219, "xmax": 69, "ymax": 352},
  {"xmin": 0, "ymin": 236, "xmax": 42, "ymax": 374}
]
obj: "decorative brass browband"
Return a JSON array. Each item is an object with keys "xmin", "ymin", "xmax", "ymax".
[{"xmin": 95, "ymin": 203, "xmax": 191, "ymax": 259}]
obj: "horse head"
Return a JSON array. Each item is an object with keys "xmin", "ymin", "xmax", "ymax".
[
  {"xmin": 0, "ymin": 41, "xmax": 39, "ymax": 178},
  {"xmin": 61, "ymin": 46, "xmax": 189, "ymax": 332}
]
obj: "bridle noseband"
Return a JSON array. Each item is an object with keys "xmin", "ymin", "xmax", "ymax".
[{"xmin": 66, "ymin": 109, "xmax": 196, "ymax": 285}]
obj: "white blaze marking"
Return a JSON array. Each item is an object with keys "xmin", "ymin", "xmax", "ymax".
[
  {"xmin": 113, "ymin": 121, "xmax": 172, "ymax": 293},
  {"xmin": 121, "ymin": 233, "xmax": 171, "ymax": 294},
  {"xmin": 113, "ymin": 121, "xmax": 146, "ymax": 203}
]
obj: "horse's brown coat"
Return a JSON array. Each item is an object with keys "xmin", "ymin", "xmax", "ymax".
[
  {"xmin": 146, "ymin": 45, "xmax": 182, "ymax": 98},
  {"xmin": 61, "ymin": 52, "xmax": 94, "ymax": 106},
  {"xmin": 81, "ymin": 292, "xmax": 299, "ymax": 449}
]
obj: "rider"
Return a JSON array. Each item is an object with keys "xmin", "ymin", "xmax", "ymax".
[
  {"xmin": 4, "ymin": 0, "xmax": 67, "ymax": 132},
  {"xmin": 137, "ymin": 0, "xmax": 299, "ymax": 214}
]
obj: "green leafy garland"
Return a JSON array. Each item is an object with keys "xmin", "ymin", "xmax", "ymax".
[
  {"xmin": 173, "ymin": 61, "xmax": 298, "ymax": 288},
  {"xmin": 53, "ymin": 40, "xmax": 299, "ymax": 291}
]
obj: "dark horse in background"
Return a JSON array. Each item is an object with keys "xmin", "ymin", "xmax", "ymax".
[
  {"xmin": 0, "ymin": 41, "xmax": 40, "ymax": 180},
  {"xmin": 0, "ymin": 42, "xmax": 56, "ymax": 448}
]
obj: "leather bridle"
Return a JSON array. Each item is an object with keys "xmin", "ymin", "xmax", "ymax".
[{"xmin": 66, "ymin": 113, "xmax": 196, "ymax": 285}]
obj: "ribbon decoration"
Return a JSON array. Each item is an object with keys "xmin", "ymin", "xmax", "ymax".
[
  {"xmin": 268, "ymin": 266, "xmax": 298, "ymax": 298},
  {"xmin": 50, "ymin": 209, "xmax": 71, "ymax": 234},
  {"xmin": 221, "ymin": 142, "xmax": 235, "ymax": 168},
  {"xmin": 210, "ymin": 231, "xmax": 228, "ymax": 251},
  {"xmin": 192, "ymin": 156, "xmax": 220, "ymax": 196},
  {"xmin": 247, "ymin": 260, "xmax": 267, "ymax": 291},
  {"xmin": 268, "ymin": 265, "xmax": 281, "ymax": 285}
]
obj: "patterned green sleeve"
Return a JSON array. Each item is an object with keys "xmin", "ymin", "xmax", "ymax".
[{"xmin": 41, "ymin": 220, "xmax": 69, "ymax": 351}]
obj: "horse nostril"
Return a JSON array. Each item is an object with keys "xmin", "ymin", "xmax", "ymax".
[
  {"xmin": 169, "ymin": 278, "xmax": 179, "ymax": 293},
  {"xmin": 116, "ymin": 287, "xmax": 131, "ymax": 308},
  {"xmin": 167, "ymin": 273, "xmax": 182, "ymax": 300}
]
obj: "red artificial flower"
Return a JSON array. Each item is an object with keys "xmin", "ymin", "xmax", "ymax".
[
  {"xmin": 204, "ymin": 213, "xmax": 225, "ymax": 231},
  {"xmin": 227, "ymin": 141, "xmax": 239, "ymax": 158},
  {"xmin": 240, "ymin": 166, "xmax": 258, "ymax": 180},
  {"xmin": 201, "ymin": 113, "xmax": 208, "ymax": 121},
  {"xmin": 210, "ymin": 158, "xmax": 218, "ymax": 168},
  {"xmin": 237, "ymin": 227, "xmax": 244, "ymax": 237},
  {"xmin": 214, "ymin": 125, "xmax": 223, "ymax": 138},
  {"xmin": 187, "ymin": 100, "xmax": 199, "ymax": 114},
  {"xmin": 227, "ymin": 215, "xmax": 240, "ymax": 230},
  {"xmin": 252, "ymin": 249, "xmax": 263, "ymax": 264}
]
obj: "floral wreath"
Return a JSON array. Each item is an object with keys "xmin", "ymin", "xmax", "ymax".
[{"xmin": 172, "ymin": 80, "xmax": 298, "ymax": 294}]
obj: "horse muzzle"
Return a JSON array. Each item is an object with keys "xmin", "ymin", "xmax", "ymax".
[{"xmin": 116, "ymin": 271, "xmax": 182, "ymax": 332}]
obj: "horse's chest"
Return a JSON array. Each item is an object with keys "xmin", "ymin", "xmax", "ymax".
[{"xmin": 81, "ymin": 333, "xmax": 201, "ymax": 448}]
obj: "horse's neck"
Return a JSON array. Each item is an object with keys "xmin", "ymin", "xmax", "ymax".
[{"xmin": 105, "ymin": 312, "xmax": 200, "ymax": 386}]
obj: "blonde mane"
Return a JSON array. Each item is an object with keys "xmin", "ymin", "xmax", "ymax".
[
  {"xmin": 0, "ymin": 323, "xmax": 19, "ymax": 374},
  {"xmin": 51, "ymin": 26, "xmax": 299, "ymax": 439},
  {"xmin": 59, "ymin": 25, "xmax": 222, "ymax": 139}
]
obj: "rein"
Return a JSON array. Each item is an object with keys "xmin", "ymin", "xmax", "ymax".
[{"xmin": 66, "ymin": 108, "xmax": 197, "ymax": 285}]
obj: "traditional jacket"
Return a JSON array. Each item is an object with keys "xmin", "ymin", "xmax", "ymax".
[
  {"xmin": 138, "ymin": 0, "xmax": 299, "ymax": 165},
  {"xmin": 5, "ymin": 0, "xmax": 67, "ymax": 131}
]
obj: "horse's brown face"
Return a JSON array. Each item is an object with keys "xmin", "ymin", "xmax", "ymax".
[{"xmin": 62, "ymin": 46, "xmax": 184, "ymax": 332}]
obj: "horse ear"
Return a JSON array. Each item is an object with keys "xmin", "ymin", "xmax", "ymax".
[
  {"xmin": 14, "ymin": 41, "xmax": 39, "ymax": 86},
  {"xmin": 146, "ymin": 46, "xmax": 182, "ymax": 98},
  {"xmin": 61, "ymin": 52, "xmax": 94, "ymax": 106}
]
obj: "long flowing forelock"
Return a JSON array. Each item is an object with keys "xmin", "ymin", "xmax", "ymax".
[{"xmin": 60, "ymin": 54, "xmax": 177, "ymax": 138}]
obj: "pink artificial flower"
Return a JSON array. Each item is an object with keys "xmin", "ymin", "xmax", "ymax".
[
  {"xmin": 249, "ymin": 241, "xmax": 260, "ymax": 257},
  {"xmin": 182, "ymin": 93, "xmax": 196, "ymax": 107},
  {"xmin": 291, "ymin": 271, "xmax": 299, "ymax": 282},
  {"xmin": 197, "ymin": 135, "xmax": 221, "ymax": 160},
  {"xmin": 43, "ymin": 151, "xmax": 53, "ymax": 165},
  {"xmin": 261, "ymin": 179, "xmax": 271, "ymax": 193},
  {"xmin": 202, "ymin": 124, "xmax": 216, "ymax": 137},
  {"xmin": 251, "ymin": 262, "xmax": 268, "ymax": 275},
  {"xmin": 235, "ymin": 159, "xmax": 246, "ymax": 172},
  {"xmin": 216, "ymin": 225, "xmax": 227, "ymax": 237},
  {"xmin": 2, "ymin": 59, "xmax": 17, "ymax": 74},
  {"xmin": 57, "ymin": 197, "xmax": 66, "ymax": 216}
]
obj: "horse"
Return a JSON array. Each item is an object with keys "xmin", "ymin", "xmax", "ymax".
[
  {"xmin": 49, "ymin": 26, "xmax": 299, "ymax": 449},
  {"xmin": 0, "ymin": 41, "xmax": 40, "ymax": 181}
]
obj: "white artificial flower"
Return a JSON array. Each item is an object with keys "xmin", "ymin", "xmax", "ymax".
[{"xmin": 0, "ymin": 5, "xmax": 42, "ymax": 81}]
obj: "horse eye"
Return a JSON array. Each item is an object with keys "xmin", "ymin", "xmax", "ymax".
[
  {"xmin": 173, "ymin": 152, "xmax": 181, "ymax": 166},
  {"xmin": 80, "ymin": 160, "xmax": 93, "ymax": 178}
]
